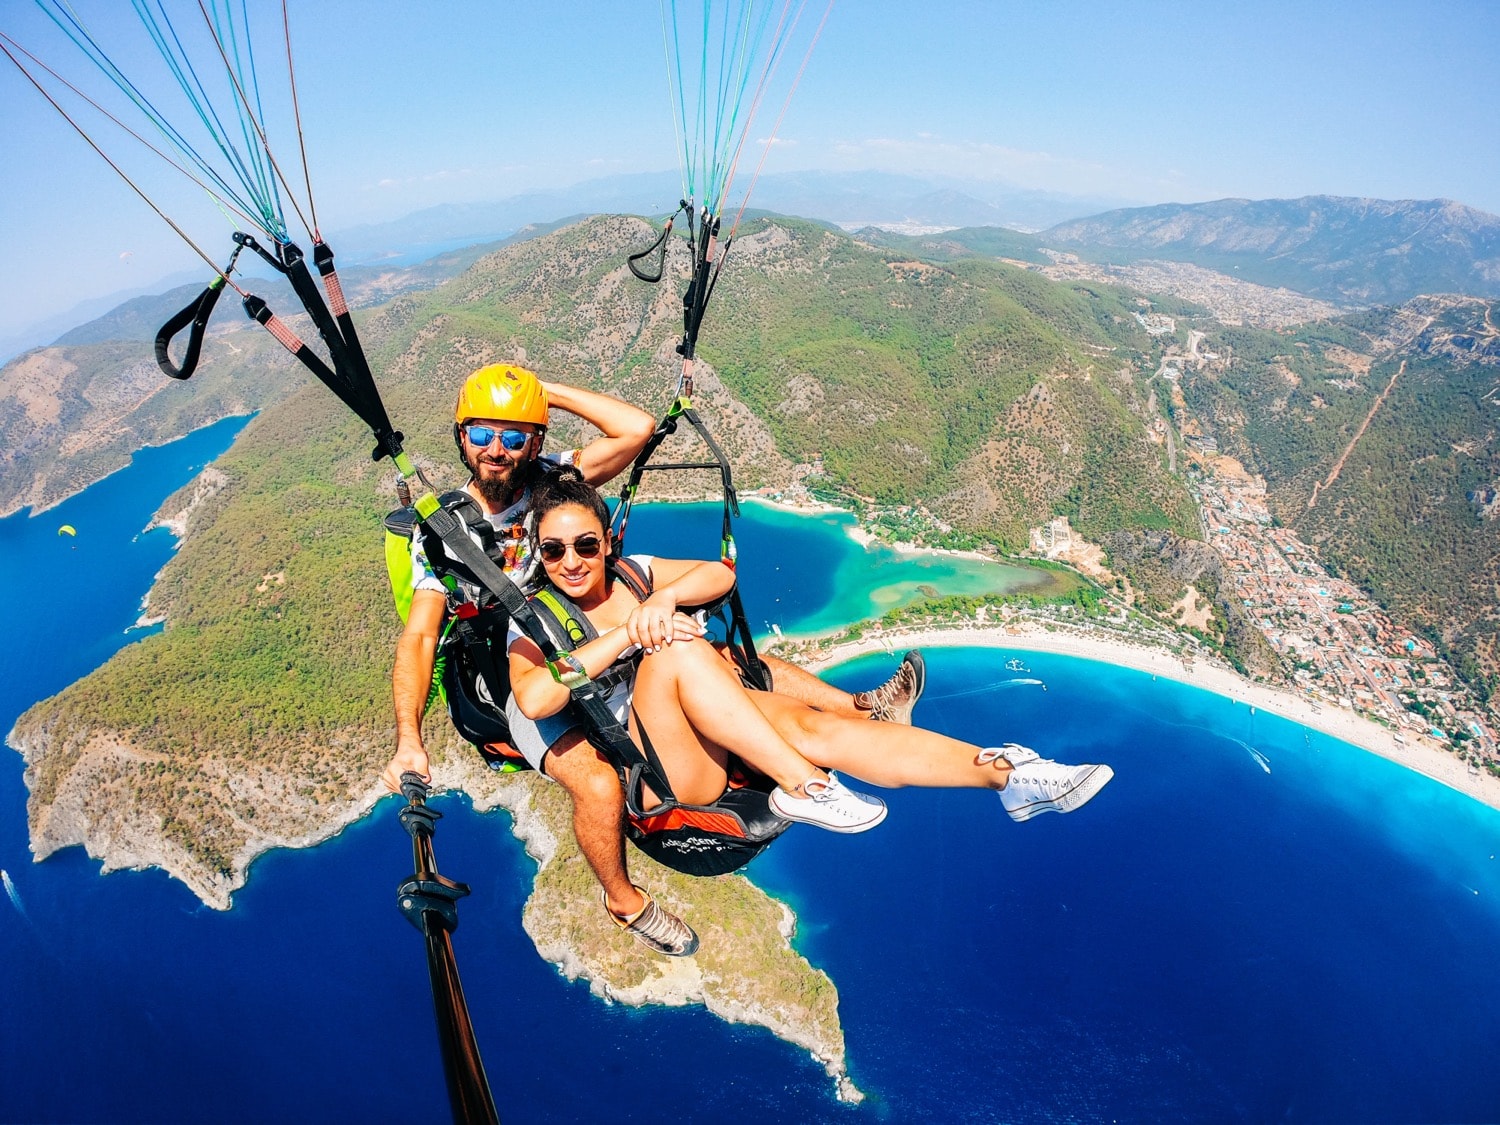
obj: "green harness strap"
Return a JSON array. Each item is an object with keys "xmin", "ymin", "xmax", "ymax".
[
  {"xmin": 390, "ymin": 453, "xmax": 678, "ymax": 802},
  {"xmin": 383, "ymin": 521, "xmax": 451, "ymax": 713}
]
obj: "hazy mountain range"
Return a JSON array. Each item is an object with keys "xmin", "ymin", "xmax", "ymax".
[
  {"xmin": 11, "ymin": 177, "xmax": 1499, "ymax": 369},
  {"xmin": 327, "ymin": 169, "xmax": 1134, "ymax": 261},
  {"xmin": 1043, "ymin": 196, "xmax": 1500, "ymax": 307},
  {"xmin": 0, "ymin": 171, "xmax": 1129, "ymax": 363}
]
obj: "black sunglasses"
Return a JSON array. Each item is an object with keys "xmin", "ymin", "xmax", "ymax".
[
  {"xmin": 537, "ymin": 534, "xmax": 604, "ymax": 563},
  {"xmin": 462, "ymin": 424, "xmax": 531, "ymax": 452}
]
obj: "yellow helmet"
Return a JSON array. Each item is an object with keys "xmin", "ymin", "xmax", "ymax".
[{"xmin": 454, "ymin": 363, "xmax": 549, "ymax": 425}]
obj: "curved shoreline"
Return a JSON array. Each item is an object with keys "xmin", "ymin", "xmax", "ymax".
[
  {"xmin": 796, "ymin": 621, "xmax": 1500, "ymax": 813},
  {"xmin": 743, "ymin": 492, "xmax": 1500, "ymax": 811}
]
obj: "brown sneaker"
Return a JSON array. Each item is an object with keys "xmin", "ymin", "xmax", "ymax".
[
  {"xmin": 604, "ymin": 887, "xmax": 700, "ymax": 957},
  {"xmin": 856, "ymin": 650, "xmax": 926, "ymax": 724}
]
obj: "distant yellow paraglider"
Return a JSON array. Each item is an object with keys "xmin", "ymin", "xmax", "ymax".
[{"xmin": 58, "ymin": 525, "xmax": 76, "ymax": 536}]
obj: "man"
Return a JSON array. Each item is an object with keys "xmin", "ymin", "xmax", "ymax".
[{"xmin": 382, "ymin": 363, "xmax": 923, "ymax": 957}]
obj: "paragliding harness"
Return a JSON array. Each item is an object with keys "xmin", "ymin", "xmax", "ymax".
[
  {"xmin": 619, "ymin": 200, "xmax": 772, "ymax": 694},
  {"xmin": 384, "ymin": 482, "xmax": 789, "ymax": 876},
  {"xmin": 526, "ymin": 556, "xmax": 790, "ymax": 878},
  {"xmin": 383, "ymin": 489, "xmax": 534, "ymax": 773}
]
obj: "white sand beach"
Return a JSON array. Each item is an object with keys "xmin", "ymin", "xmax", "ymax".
[
  {"xmin": 797, "ymin": 621, "xmax": 1500, "ymax": 814},
  {"xmin": 734, "ymin": 493, "xmax": 1500, "ymax": 812},
  {"xmin": 740, "ymin": 492, "xmax": 852, "ymax": 520}
]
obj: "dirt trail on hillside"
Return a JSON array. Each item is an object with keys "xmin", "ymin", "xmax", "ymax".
[{"xmin": 1308, "ymin": 359, "xmax": 1406, "ymax": 509}]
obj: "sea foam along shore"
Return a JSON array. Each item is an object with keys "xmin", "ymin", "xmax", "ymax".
[{"xmin": 798, "ymin": 622, "xmax": 1500, "ymax": 814}]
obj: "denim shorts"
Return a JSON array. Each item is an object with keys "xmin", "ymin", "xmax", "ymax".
[{"xmin": 504, "ymin": 694, "xmax": 584, "ymax": 774}]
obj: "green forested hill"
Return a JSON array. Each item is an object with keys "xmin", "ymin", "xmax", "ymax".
[
  {"xmin": 0, "ymin": 331, "xmax": 305, "ymax": 517},
  {"xmin": 853, "ymin": 225, "xmax": 1050, "ymax": 265},
  {"xmin": 0, "ymin": 223, "xmax": 563, "ymax": 518},
  {"xmin": 20, "ymin": 391, "xmax": 402, "ymax": 875},
  {"xmin": 12, "ymin": 213, "xmax": 1200, "ymax": 886},
  {"xmin": 360, "ymin": 214, "xmax": 1199, "ymax": 546},
  {"xmin": 693, "ymin": 220, "xmax": 1199, "ymax": 544}
]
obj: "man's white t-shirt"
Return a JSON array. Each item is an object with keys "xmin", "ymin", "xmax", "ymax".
[{"xmin": 409, "ymin": 450, "xmax": 577, "ymax": 596}]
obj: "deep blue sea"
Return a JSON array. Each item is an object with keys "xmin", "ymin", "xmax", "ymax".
[{"xmin": 3, "ymin": 422, "xmax": 1500, "ymax": 1124}]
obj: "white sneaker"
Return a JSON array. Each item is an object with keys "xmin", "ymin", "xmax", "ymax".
[
  {"xmin": 769, "ymin": 771, "xmax": 888, "ymax": 833},
  {"xmin": 987, "ymin": 743, "xmax": 1114, "ymax": 822}
]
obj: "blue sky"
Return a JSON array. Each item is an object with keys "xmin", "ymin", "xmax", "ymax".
[{"xmin": 2, "ymin": 1, "xmax": 1497, "ymax": 344}]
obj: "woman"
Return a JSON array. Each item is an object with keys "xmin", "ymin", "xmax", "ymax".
[
  {"xmin": 506, "ymin": 470, "xmax": 887, "ymax": 832},
  {"xmin": 507, "ymin": 469, "xmax": 1114, "ymax": 835}
]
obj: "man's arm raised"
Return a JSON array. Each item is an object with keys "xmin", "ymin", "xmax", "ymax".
[{"xmin": 543, "ymin": 380, "xmax": 656, "ymax": 486}]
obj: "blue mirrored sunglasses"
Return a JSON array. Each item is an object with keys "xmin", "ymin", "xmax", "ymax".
[{"xmin": 463, "ymin": 424, "xmax": 530, "ymax": 452}]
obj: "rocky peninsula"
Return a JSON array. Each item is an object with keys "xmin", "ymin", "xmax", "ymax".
[
  {"xmin": 10, "ymin": 710, "xmax": 861, "ymax": 1101},
  {"xmin": 7, "ymin": 460, "xmax": 860, "ymax": 1098}
]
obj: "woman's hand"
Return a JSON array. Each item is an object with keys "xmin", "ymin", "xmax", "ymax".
[
  {"xmin": 628, "ymin": 590, "xmax": 678, "ymax": 652},
  {"xmin": 626, "ymin": 606, "xmax": 706, "ymax": 652}
]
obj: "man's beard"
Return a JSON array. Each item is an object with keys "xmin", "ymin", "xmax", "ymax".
[{"xmin": 470, "ymin": 453, "xmax": 538, "ymax": 510}]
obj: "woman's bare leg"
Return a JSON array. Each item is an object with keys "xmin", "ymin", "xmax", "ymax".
[
  {"xmin": 750, "ymin": 691, "xmax": 1015, "ymax": 789},
  {"xmin": 629, "ymin": 637, "xmax": 835, "ymax": 806},
  {"xmin": 629, "ymin": 647, "xmax": 1109, "ymax": 822}
]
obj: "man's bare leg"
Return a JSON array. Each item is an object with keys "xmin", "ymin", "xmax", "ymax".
[
  {"xmin": 541, "ymin": 728, "xmax": 702, "ymax": 956},
  {"xmin": 759, "ymin": 653, "xmax": 865, "ymax": 716},
  {"xmin": 541, "ymin": 730, "xmax": 643, "ymax": 917}
]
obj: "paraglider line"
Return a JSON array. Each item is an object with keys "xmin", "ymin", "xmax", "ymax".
[
  {"xmin": 138, "ymin": 0, "xmax": 281, "ymax": 234},
  {"xmin": 280, "ymin": 0, "xmax": 320, "ymax": 240},
  {"xmin": 193, "ymin": 0, "xmax": 316, "ymax": 244},
  {"xmin": 0, "ymin": 34, "xmax": 253, "ymax": 293},
  {"xmin": 659, "ymin": 1, "xmax": 691, "ymax": 202},
  {"xmin": 724, "ymin": 0, "xmax": 832, "ymax": 242},
  {"xmin": 713, "ymin": 0, "xmax": 793, "ymax": 211},
  {"xmin": 24, "ymin": 5, "xmax": 275, "ymax": 233},
  {"xmin": 0, "ymin": 31, "xmax": 269, "ymax": 238}
]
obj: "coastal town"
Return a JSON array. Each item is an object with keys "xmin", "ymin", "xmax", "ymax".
[
  {"xmin": 1034, "ymin": 250, "xmax": 1344, "ymax": 330},
  {"xmin": 767, "ymin": 298, "xmax": 1500, "ymax": 795},
  {"xmin": 1188, "ymin": 456, "xmax": 1499, "ymax": 768},
  {"xmin": 765, "ymin": 473, "xmax": 1500, "ymax": 812}
]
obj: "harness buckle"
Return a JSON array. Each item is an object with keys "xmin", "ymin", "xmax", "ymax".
[{"xmin": 547, "ymin": 653, "xmax": 590, "ymax": 690}]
